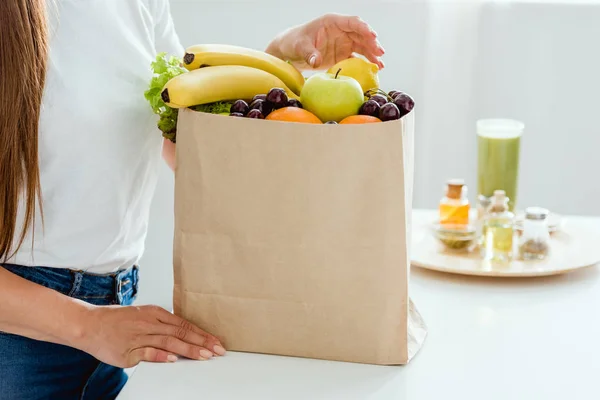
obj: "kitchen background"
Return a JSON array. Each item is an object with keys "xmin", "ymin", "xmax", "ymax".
[{"xmin": 139, "ymin": 0, "xmax": 600, "ymax": 308}]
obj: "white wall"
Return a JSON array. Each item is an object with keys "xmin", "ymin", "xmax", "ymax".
[{"xmin": 137, "ymin": 0, "xmax": 600, "ymax": 308}]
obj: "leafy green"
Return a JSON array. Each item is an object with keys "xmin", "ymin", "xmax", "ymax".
[
  {"xmin": 191, "ymin": 101, "xmax": 234, "ymax": 115},
  {"xmin": 145, "ymin": 54, "xmax": 241, "ymax": 142},
  {"xmin": 144, "ymin": 52, "xmax": 187, "ymax": 142}
]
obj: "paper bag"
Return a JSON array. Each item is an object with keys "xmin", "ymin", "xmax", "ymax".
[{"xmin": 173, "ymin": 109, "xmax": 426, "ymax": 365}]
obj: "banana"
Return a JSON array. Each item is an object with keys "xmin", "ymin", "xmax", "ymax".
[
  {"xmin": 183, "ymin": 44, "xmax": 305, "ymax": 96},
  {"xmin": 161, "ymin": 65, "xmax": 300, "ymax": 109}
]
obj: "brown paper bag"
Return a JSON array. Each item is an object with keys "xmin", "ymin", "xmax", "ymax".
[{"xmin": 173, "ymin": 109, "xmax": 426, "ymax": 365}]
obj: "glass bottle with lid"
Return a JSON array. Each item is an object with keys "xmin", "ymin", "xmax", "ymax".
[
  {"xmin": 483, "ymin": 190, "xmax": 514, "ymax": 262},
  {"xmin": 518, "ymin": 207, "xmax": 550, "ymax": 260},
  {"xmin": 439, "ymin": 179, "xmax": 470, "ymax": 226},
  {"xmin": 476, "ymin": 194, "xmax": 492, "ymax": 248}
]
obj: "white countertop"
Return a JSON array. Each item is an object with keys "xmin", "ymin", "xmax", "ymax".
[{"xmin": 119, "ymin": 212, "xmax": 600, "ymax": 400}]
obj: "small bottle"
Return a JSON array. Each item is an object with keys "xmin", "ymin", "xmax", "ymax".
[
  {"xmin": 483, "ymin": 190, "xmax": 514, "ymax": 262},
  {"xmin": 518, "ymin": 207, "xmax": 550, "ymax": 261},
  {"xmin": 439, "ymin": 179, "xmax": 470, "ymax": 226},
  {"xmin": 476, "ymin": 194, "xmax": 492, "ymax": 248}
]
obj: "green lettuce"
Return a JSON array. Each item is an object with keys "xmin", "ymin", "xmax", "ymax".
[
  {"xmin": 144, "ymin": 53, "xmax": 187, "ymax": 142},
  {"xmin": 191, "ymin": 102, "xmax": 234, "ymax": 115},
  {"xmin": 144, "ymin": 54, "xmax": 237, "ymax": 142}
]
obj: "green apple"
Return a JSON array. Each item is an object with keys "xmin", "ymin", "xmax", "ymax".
[{"xmin": 300, "ymin": 70, "xmax": 364, "ymax": 123}]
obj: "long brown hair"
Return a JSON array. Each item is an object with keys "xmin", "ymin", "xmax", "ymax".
[{"xmin": 0, "ymin": 0, "xmax": 48, "ymax": 261}]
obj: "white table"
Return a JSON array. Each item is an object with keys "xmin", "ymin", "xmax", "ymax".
[{"xmin": 119, "ymin": 212, "xmax": 600, "ymax": 400}]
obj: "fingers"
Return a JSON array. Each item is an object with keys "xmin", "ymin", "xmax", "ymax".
[
  {"xmin": 157, "ymin": 323, "xmax": 225, "ymax": 356},
  {"xmin": 151, "ymin": 307, "xmax": 226, "ymax": 356},
  {"xmin": 293, "ymin": 37, "xmax": 321, "ymax": 69},
  {"xmin": 143, "ymin": 335, "xmax": 215, "ymax": 361},
  {"xmin": 327, "ymin": 14, "xmax": 375, "ymax": 38},
  {"xmin": 352, "ymin": 44, "xmax": 385, "ymax": 69},
  {"xmin": 348, "ymin": 32, "xmax": 384, "ymax": 57},
  {"xmin": 328, "ymin": 15, "xmax": 383, "ymax": 69},
  {"xmin": 129, "ymin": 347, "xmax": 178, "ymax": 366}
]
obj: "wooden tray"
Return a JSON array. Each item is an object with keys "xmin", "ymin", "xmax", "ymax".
[{"xmin": 411, "ymin": 210, "xmax": 600, "ymax": 277}]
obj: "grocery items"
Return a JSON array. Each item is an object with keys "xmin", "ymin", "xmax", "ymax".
[
  {"xmin": 266, "ymin": 88, "xmax": 289, "ymax": 109},
  {"xmin": 287, "ymin": 99, "xmax": 303, "ymax": 109},
  {"xmin": 182, "ymin": 44, "xmax": 305, "ymax": 96},
  {"xmin": 246, "ymin": 109, "xmax": 265, "ymax": 119},
  {"xmin": 144, "ymin": 53, "xmax": 188, "ymax": 142},
  {"xmin": 518, "ymin": 207, "xmax": 551, "ymax": 260},
  {"xmin": 300, "ymin": 69, "xmax": 365, "ymax": 123},
  {"xmin": 144, "ymin": 46, "xmax": 416, "ymax": 142},
  {"xmin": 359, "ymin": 100, "xmax": 380, "ymax": 117},
  {"xmin": 339, "ymin": 115, "xmax": 382, "ymax": 124},
  {"xmin": 477, "ymin": 119, "xmax": 524, "ymax": 211},
  {"xmin": 379, "ymin": 103, "xmax": 401, "ymax": 122},
  {"xmin": 248, "ymin": 98, "xmax": 272, "ymax": 117},
  {"xmin": 439, "ymin": 179, "xmax": 470, "ymax": 226},
  {"xmin": 161, "ymin": 65, "xmax": 299, "ymax": 109},
  {"xmin": 326, "ymin": 57, "xmax": 380, "ymax": 93},
  {"xmin": 482, "ymin": 190, "xmax": 514, "ymax": 262},
  {"xmin": 393, "ymin": 93, "xmax": 415, "ymax": 118},
  {"xmin": 264, "ymin": 107, "xmax": 322, "ymax": 124},
  {"xmin": 369, "ymin": 94, "xmax": 388, "ymax": 107},
  {"xmin": 364, "ymin": 89, "xmax": 413, "ymax": 122},
  {"xmin": 230, "ymin": 100, "xmax": 250, "ymax": 115}
]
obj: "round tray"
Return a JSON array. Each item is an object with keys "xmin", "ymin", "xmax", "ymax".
[{"xmin": 411, "ymin": 210, "xmax": 600, "ymax": 277}]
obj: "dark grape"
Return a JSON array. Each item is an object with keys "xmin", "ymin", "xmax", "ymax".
[
  {"xmin": 266, "ymin": 88, "xmax": 288, "ymax": 109},
  {"xmin": 370, "ymin": 94, "xmax": 388, "ymax": 107},
  {"xmin": 325, "ymin": 121, "xmax": 338, "ymax": 124},
  {"xmin": 252, "ymin": 94, "xmax": 267, "ymax": 103},
  {"xmin": 359, "ymin": 100, "xmax": 381, "ymax": 117},
  {"xmin": 249, "ymin": 99, "xmax": 272, "ymax": 116},
  {"xmin": 393, "ymin": 93, "xmax": 415, "ymax": 117},
  {"xmin": 388, "ymin": 90, "xmax": 399, "ymax": 99},
  {"xmin": 379, "ymin": 103, "xmax": 401, "ymax": 121},
  {"xmin": 287, "ymin": 99, "xmax": 303, "ymax": 108},
  {"xmin": 230, "ymin": 100, "xmax": 249, "ymax": 115},
  {"xmin": 391, "ymin": 91, "xmax": 405, "ymax": 100},
  {"xmin": 230, "ymin": 112, "xmax": 245, "ymax": 117},
  {"xmin": 246, "ymin": 109, "xmax": 265, "ymax": 119}
]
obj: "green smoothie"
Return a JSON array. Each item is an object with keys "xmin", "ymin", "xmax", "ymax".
[{"xmin": 477, "ymin": 120, "xmax": 523, "ymax": 211}]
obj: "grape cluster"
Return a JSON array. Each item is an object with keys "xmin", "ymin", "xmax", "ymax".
[
  {"xmin": 360, "ymin": 90, "xmax": 415, "ymax": 122},
  {"xmin": 230, "ymin": 88, "xmax": 302, "ymax": 119}
]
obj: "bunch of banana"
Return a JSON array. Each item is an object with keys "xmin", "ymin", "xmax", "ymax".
[
  {"xmin": 183, "ymin": 44, "xmax": 304, "ymax": 96},
  {"xmin": 161, "ymin": 65, "xmax": 299, "ymax": 109}
]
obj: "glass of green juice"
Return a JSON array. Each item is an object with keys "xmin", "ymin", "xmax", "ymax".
[{"xmin": 477, "ymin": 119, "xmax": 524, "ymax": 211}]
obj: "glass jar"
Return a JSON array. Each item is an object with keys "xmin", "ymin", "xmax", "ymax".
[
  {"xmin": 482, "ymin": 190, "xmax": 514, "ymax": 262},
  {"xmin": 518, "ymin": 207, "xmax": 550, "ymax": 261},
  {"xmin": 439, "ymin": 179, "xmax": 470, "ymax": 226},
  {"xmin": 476, "ymin": 194, "xmax": 491, "ymax": 248}
]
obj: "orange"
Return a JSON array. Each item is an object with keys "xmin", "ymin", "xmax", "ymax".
[
  {"xmin": 339, "ymin": 115, "xmax": 382, "ymax": 124},
  {"xmin": 265, "ymin": 107, "xmax": 322, "ymax": 124}
]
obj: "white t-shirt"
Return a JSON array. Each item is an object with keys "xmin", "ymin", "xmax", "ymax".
[{"xmin": 9, "ymin": 0, "xmax": 183, "ymax": 273}]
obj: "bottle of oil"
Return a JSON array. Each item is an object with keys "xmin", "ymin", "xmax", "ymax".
[
  {"xmin": 439, "ymin": 179, "xmax": 470, "ymax": 226},
  {"xmin": 483, "ymin": 190, "xmax": 514, "ymax": 262}
]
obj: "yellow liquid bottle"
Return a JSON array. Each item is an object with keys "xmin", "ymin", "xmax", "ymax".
[
  {"xmin": 439, "ymin": 179, "xmax": 470, "ymax": 226},
  {"xmin": 483, "ymin": 190, "xmax": 514, "ymax": 262}
]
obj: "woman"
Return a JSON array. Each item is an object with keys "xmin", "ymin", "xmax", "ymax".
[{"xmin": 0, "ymin": 1, "xmax": 385, "ymax": 399}]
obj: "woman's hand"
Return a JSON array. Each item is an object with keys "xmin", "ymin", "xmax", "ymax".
[
  {"xmin": 80, "ymin": 305, "xmax": 226, "ymax": 368},
  {"xmin": 266, "ymin": 13, "xmax": 385, "ymax": 71}
]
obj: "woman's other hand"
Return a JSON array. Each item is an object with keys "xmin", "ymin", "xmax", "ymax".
[
  {"xmin": 80, "ymin": 305, "xmax": 226, "ymax": 368},
  {"xmin": 266, "ymin": 13, "xmax": 385, "ymax": 71}
]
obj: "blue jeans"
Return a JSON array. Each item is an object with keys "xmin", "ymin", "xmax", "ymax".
[{"xmin": 0, "ymin": 264, "xmax": 139, "ymax": 400}]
